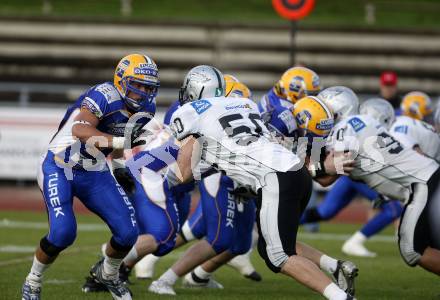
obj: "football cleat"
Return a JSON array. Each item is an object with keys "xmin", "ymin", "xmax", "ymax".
[
  {"xmin": 182, "ymin": 271, "xmax": 224, "ymax": 289},
  {"xmin": 148, "ymin": 279, "xmax": 176, "ymax": 296},
  {"xmin": 84, "ymin": 258, "xmax": 132, "ymax": 300},
  {"xmin": 82, "ymin": 276, "xmax": 108, "ymax": 293},
  {"xmin": 331, "ymin": 260, "xmax": 358, "ymax": 296},
  {"xmin": 244, "ymin": 271, "xmax": 263, "ymax": 282},
  {"xmin": 134, "ymin": 254, "xmax": 158, "ymax": 279},
  {"xmin": 22, "ymin": 280, "xmax": 41, "ymax": 300},
  {"xmin": 342, "ymin": 239, "xmax": 377, "ymax": 258}
]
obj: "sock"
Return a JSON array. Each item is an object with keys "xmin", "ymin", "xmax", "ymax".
[
  {"xmin": 320, "ymin": 255, "xmax": 338, "ymax": 274},
  {"xmin": 123, "ymin": 247, "xmax": 139, "ymax": 267},
  {"xmin": 349, "ymin": 231, "xmax": 367, "ymax": 244},
  {"xmin": 228, "ymin": 254, "xmax": 255, "ymax": 275},
  {"xmin": 158, "ymin": 268, "xmax": 178, "ymax": 285},
  {"xmin": 103, "ymin": 255, "xmax": 123, "ymax": 281},
  {"xmin": 323, "ymin": 283, "xmax": 348, "ymax": 300},
  {"xmin": 193, "ymin": 266, "xmax": 211, "ymax": 280},
  {"xmin": 26, "ymin": 256, "xmax": 49, "ymax": 285}
]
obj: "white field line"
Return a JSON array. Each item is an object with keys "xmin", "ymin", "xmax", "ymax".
[{"xmin": 1, "ymin": 218, "xmax": 397, "ymax": 243}]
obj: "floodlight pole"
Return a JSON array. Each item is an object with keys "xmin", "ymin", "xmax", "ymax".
[{"xmin": 290, "ymin": 21, "xmax": 297, "ymax": 67}]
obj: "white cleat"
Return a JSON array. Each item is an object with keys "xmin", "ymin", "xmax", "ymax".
[
  {"xmin": 182, "ymin": 272, "xmax": 224, "ymax": 289},
  {"xmin": 342, "ymin": 240, "xmax": 377, "ymax": 258},
  {"xmin": 135, "ymin": 254, "xmax": 159, "ymax": 279},
  {"xmin": 148, "ymin": 280, "xmax": 176, "ymax": 296}
]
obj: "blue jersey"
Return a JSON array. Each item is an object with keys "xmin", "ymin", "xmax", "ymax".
[
  {"xmin": 164, "ymin": 100, "xmax": 180, "ymax": 125},
  {"xmin": 258, "ymin": 89, "xmax": 294, "ymax": 114},
  {"xmin": 48, "ymin": 82, "xmax": 155, "ymax": 169}
]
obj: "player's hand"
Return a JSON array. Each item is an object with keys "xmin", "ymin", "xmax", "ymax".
[
  {"xmin": 113, "ymin": 167, "xmax": 136, "ymax": 196},
  {"xmin": 230, "ymin": 186, "xmax": 257, "ymax": 202},
  {"xmin": 324, "ymin": 150, "xmax": 355, "ymax": 176}
]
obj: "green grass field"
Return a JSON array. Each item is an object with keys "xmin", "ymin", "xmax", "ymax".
[
  {"xmin": 1, "ymin": 210, "xmax": 438, "ymax": 300},
  {"xmin": 1, "ymin": 0, "xmax": 440, "ymax": 30}
]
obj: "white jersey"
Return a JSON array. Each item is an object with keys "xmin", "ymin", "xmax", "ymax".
[
  {"xmin": 169, "ymin": 96, "xmax": 301, "ymax": 190},
  {"xmin": 326, "ymin": 114, "xmax": 439, "ymax": 202},
  {"xmin": 390, "ymin": 116, "xmax": 440, "ymax": 162}
]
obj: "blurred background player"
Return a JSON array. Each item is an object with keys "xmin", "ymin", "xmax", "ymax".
[
  {"xmin": 21, "ymin": 53, "xmax": 160, "ymax": 300},
  {"xmin": 300, "ymin": 87, "xmax": 403, "ymax": 258},
  {"xmin": 400, "ymin": 91, "xmax": 433, "ymax": 122},
  {"xmin": 378, "ymin": 70, "xmax": 401, "ymax": 113},
  {"xmin": 259, "ymin": 66, "xmax": 322, "ymax": 233},
  {"xmin": 258, "ymin": 66, "xmax": 321, "ymax": 113}
]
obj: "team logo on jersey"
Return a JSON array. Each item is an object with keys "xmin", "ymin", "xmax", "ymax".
[
  {"xmin": 191, "ymin": 99, "xmax": 212, "ymax": 114},
  {"xmin": 394, "ymin": 125, "xmax": 408, "ymax": 134},
  {"xmin": 348, "ymin": 117, "xmax": 366, "ymax": 132}
]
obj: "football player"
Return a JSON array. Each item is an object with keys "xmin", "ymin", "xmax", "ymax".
[
  {"xmin": 294, "ymin": 92, "xmax": 440, "ymax": 275},
  {"xmin": 258, "ymin": 66, "xmax": 321, "ymax": 114},
  {"xmin": 400, "ymin": 91, "xmax": 433, "ymax": 121},
  {"xmin": 148, "ymin": 75, "xmax": 259, "ymax": 295},
  {"xmin": 21, "ymin": 54, "xmax": 160, "ymax": 300},
  {"xmin": 300, "ymin": 87, "xmax": 403, "ymax": 258},
  {"xmin": 145, "ymin": 65, "xmax": 356, "ymax": 300}
]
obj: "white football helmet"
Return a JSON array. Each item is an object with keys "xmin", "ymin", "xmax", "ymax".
[
  {"xmin": 179, "ymin": 65, "xmax": 226, "ymax": 104},
  {"xmin": 318, "ymin": 86, "xmax": 359, "ymax": 122},
  {"xmin": 360, "ymin": 97, "xmax": 395, "ymax": 130}
]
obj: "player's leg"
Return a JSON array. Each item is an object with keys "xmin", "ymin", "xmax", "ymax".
[
  {"xmin": 257, "ymin": 169, "xmax": 354, "ymax": 300},
  {"xmin": 22, "ymin": 153, "xmax": 77, "ymax": 300},
  {"xmin": 149, "ymin": 173, "xmax": 234, "ymax": 295},
  {"xmin": 184, "ymin": 199, "xmax": 260, "ymax": 285},
  {"xmin": 135, "ymin": 195, "xmax": 202, "ymax": 279},
  {"xmin": 413, "ymin": 169, "xmax": 440, "ymax": 274},
  {"xmin": 301, "ymin": 176, "xmax": 356, "ymax": 224},
  {"xmin": 78, "ymin": 169, "xmax": 137, "ymax": 299},
  {"xmin": 398, "ymin": 176, "xmax": 440, "ymax": 275},
  {"xmin": 303, "ymin": 188, "xmax": 321, "ymax": 232}
]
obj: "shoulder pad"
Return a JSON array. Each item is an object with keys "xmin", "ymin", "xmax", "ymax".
[{"xmin": 93, "ymin": 82, "xmax": 122, "ymax": 104}]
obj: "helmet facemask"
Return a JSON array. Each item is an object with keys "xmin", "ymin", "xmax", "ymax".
[{"xmin": 120, "ymin": 77, "xmax": 159, "ymax": 112}]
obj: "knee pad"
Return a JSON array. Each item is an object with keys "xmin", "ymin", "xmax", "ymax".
[{"xmin": 40, "ymin": 237, "xmax": 66, "ymax": 257}]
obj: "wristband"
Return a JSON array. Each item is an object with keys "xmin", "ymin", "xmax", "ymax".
[{"xmin": 112, "ymin": 137, "xmax": 125, "ymax": 150}]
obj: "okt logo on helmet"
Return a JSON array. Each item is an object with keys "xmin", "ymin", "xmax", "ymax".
[{"xmin": 114, "ymin": 54, "xmax": 160, "ymax": 112}]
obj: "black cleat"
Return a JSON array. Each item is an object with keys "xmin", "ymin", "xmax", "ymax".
[
  {"xmin": 82, "ymin": 275, "xmax": 108, "ymax": 293},
  {"xmin": 119, "ymin": 263, "xmax": 132, "ymax": 285},
  {"xmin": 244, "ymin": 271, "xmax": 262, "ymax": 282},
  {"xmin": 83, "ymin": 258, "xmax": 132, "ymax": 300}
]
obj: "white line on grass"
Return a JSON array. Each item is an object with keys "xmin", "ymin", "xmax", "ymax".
[{"xmin": 1, "ymin": 218, "xmax": 397, "ymax": 242}]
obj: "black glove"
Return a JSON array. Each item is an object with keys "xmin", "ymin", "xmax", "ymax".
[
  {"xmin": 113, "ymin": 167, "xmax": 136, "ymax": 196},
  {"xmin": 130, "ymin": 127, "xmax": 148, "ymax": 148},
  {"xmin": 372, "ymin": 194, "xmax": 390, "ymax": 209},
  {"xmin": 230, "ymin": 186, "xmax": 257, "ymax": 202}
]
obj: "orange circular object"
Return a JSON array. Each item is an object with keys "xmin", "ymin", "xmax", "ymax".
[{"xmin": 272, "ymin": 0, "xmax": 315, "ymax": 21}]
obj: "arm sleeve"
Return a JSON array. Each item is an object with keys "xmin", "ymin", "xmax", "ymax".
[
  {"xmin": 80, "ymin": 89, "xmax": 109, "ymax": 120},
  {"xmin": 169, "ymin": 104, "xmax": 199, "ymax": 141}
]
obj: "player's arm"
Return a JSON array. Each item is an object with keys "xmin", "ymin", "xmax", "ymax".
[
  {"xmin": 72, "ymin": 108, "xmax": 119, "ymax": 149},
  {"xmin": 306, "ymin": 150, "xmax": 355, "ymax": 187}
]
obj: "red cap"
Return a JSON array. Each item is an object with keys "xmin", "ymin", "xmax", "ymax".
[{"xmin": 380, "ymin": 71, "xmax": 398, "ymax": 86}]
